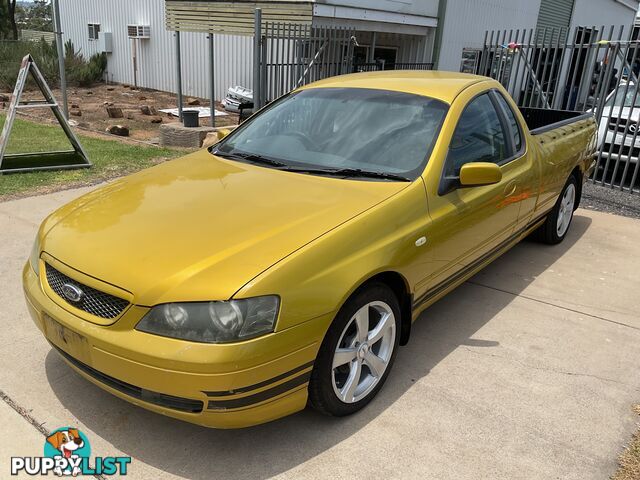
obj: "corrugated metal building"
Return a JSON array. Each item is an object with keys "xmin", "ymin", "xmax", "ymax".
[
  {"xmin": 58, "ymin": 0, "xmax": 254, "ymax": 100},
  {"xmin": 58, "ymin": 0, "xmax": 639, "ymax": 99},
  {"xmin": 437, "ymin": 0, "xmax": 640, "ymax": 71}
]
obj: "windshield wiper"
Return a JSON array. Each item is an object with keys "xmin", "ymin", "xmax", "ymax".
[
  {"xmin": 213, "ymin": 149, "xmax": 288, "ymax": 168},
  {"xmin": 214, "ymin": 150, "xmax": 410, "ymax": 181},
  {"xmin": 332, "ymin": 168, "xmax": 410, "ymax": 181},
  {"xmin": 293, "ymin": 167, "xmax": 410, "ymax": 182}
]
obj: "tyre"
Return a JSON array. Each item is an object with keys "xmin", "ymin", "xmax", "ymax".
[
  {"xmin": 308, "ymin": 283, "xmax": 401, "ymax": 416},
  {"xmin": 534, "ymin": 174, "xmax": 578, "ymax": 245}
]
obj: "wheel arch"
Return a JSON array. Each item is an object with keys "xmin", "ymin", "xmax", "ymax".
[
  {"xmin": 571, "ymin": 165, "xmax": 583, "ymax": 209},
  {"xmin": 355, "ymin": 271, "xmax": 413, "ymax": 346}
]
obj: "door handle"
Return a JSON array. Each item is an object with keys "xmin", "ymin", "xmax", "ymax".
[{"xmin": 503, "ymin": 181, "xmax": 517, "ymax": 197}]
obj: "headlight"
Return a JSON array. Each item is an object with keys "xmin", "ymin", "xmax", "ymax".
[
  {"xmin": 29, "ymin": 235, "xmax": 41, "ymax": 276},
  {"xmin": 136, "ymin": 296, "xmax": 279, "ymax": 343}
]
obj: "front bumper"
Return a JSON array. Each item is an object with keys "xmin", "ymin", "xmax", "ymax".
[{"xmin": 23, "ymin": 262, "xmax": 327, "ymax": 428}]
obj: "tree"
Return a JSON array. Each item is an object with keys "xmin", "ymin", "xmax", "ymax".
[
  {"xmin": 0, "ymin": 1, "xmax": 10, "ymax": 39},
  {"xmin": 17, "ymin": 0, "xmax": 52, "ymax": 31},
  {"xmin": 6, "ymin": 0, "xmax": 18, "ymax": 40}
]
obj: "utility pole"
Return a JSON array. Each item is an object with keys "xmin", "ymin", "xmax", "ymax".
[
  {"xmin": 175, "ymin": 31, "xmax": 183, "ymax": 121},
  {"xmin": 51, "ymin": 0, "xmax": 68, "ymax": 119},
  {"xmin": 253, "ymin": 8, "xmax": 262, "ymax": 109}
]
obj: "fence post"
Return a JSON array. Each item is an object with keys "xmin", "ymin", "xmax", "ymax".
[
  {"xmin": 51, "ymin": 0, "xmax": 68, "ymax": 119},
  {"xmin": 369, "ymin": 32, "xmax": 377, "ymax": 63},
  {"xmin": 175, "ymin": 31, "xmax": 183, "ymax": 122},
  {"xmin": 208, "ymin": 33, "xmax": 215, "ymax": 127},
  {"xmin": 253, "ymin": 8, "xmax": 262, "ymax": 109}
]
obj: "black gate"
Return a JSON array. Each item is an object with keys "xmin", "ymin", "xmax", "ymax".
[
  {"xmin": 258, "ymin": 23, "xmax": 356, "ymax": 105},
  {"xmin": 478, "ymin": 25, "xmax": 640, "ymax": 193}
]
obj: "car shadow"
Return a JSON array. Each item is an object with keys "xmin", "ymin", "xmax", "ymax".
[{"xmin": 45, "ymin": 215, "xmax": 592, "ymax": 480}]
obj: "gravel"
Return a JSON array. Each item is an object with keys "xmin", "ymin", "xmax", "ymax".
[{"xmin": 581, "ymin": 181, "xmax": 640, "ymax": 220}]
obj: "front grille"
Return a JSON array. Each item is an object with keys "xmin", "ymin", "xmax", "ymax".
[
  {"xmin": 52, "ymin": 344, "xmax": 204, "ymax": 413},
  {"xmin": 45, "ymin": 263, "xmax": 129, "ymax": 319},
  {"xmin": 608, "ymin": 117, "xmax": 638, "ymax": 135},
  {"xmin": 603, "ymin": 142, "xmax": 640, "ymax": 158}
]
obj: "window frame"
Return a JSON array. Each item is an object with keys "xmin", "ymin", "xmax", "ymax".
[
  {"xmin": 491, "ymin": 89, "xmax": 525, "ymax": 162},
  {"xmin": 438, "ymin": 89, "xmax": 525, "ymax": 195},
  {"xmin": 88, "ymin": 23, "xmax": 101, "ymax": 41}
]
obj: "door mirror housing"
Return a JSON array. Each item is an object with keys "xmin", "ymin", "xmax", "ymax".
[
  {"xmin": 459, "ymin": 162, "xmax": 502, "ymax": 187},
  {"xmin": 216, "ymin": 128, "xmax": 232, "ymax": 141}
]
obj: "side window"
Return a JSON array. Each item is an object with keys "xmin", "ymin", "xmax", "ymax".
[
  {"xmin": 444, "ymin": 93, "xmax": 508, "ymax": 177},
  {"xmin": 494, "ymin": 91, "xmax": 522, "ymax": 152}
]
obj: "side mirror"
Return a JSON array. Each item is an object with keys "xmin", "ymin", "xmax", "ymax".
[
  {"xmin": 216, "ymin": 128, "xmax": 232, "ymax": 141},
  {"xmin": 459, "ymin": 162, "xmax": 502, "ymax": 187}
]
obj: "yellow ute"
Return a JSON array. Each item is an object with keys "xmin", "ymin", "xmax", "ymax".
[{"xmin": 24, "ymin": 71, "xmax": 596, "ymax": 428}]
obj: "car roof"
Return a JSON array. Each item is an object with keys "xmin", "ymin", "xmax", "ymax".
[{"xmin": 299, "ymin": 70, "xmax": 490, "ymax": 104}]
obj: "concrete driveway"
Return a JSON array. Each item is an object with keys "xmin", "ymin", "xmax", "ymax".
[{"xmin": 1, "ymin": 186, "xmax": 639, "ymax": 479}]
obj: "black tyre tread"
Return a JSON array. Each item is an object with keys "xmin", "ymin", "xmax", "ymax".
[
  {"xmin": 534, "ymin": 174, "xmax": 578, "ymax": 245},
  {"xmin": 308, "ymin": 282, "xmax": 400, "ymax": 417}
]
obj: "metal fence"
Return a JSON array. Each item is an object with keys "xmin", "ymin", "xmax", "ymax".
[
  {"xmin": 478, "ymin": 25, "xmax": 640, "ymax": 193},
  {"xmin": 353, "ymin": 62, "xmax": 434, "ymax": 73},
  {"xmin": 258, "ymin": 23, "xmax": 356, "ymax": 105},
  {"xmin": 257, "ymin": 22, "xmax": 434, "ymax": 108}
]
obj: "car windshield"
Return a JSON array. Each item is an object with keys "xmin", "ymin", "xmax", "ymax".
[
  {"xmin": 213, "ymin": 87, "xmax": 448, "ymax": 180},
  {"xmin": 605, "ymin": 85, "xmax": 640, "ymax": 107}
]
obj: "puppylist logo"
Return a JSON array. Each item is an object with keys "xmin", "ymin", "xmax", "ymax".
[{"xmin": 11, "ymin": 427, "xmax": 131, "ymax": 476}]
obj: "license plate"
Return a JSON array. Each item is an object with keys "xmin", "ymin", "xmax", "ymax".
[{"xmin": 43, "ymin": 314, "xmax": 91, "ymax": 365}]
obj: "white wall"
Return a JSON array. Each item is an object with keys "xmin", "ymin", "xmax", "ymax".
[
  {"xmin": 59, "ymin": 0, "xmax": 253, "ymax": 100},
  {"xmin": 437, "ymin": 0, "xmax": 541, "ymax": 71},
  {"xmin": 316, "ymin": 0, "xmax": 439, "ymax": 18},
  {"xmin": 570, "ymin": 0, "xmax": 639, "ymax": 32}
]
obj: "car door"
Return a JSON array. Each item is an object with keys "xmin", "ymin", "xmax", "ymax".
[{"xmin": 415, "ymin": 87, "xmax": 528, "ymax": 302}]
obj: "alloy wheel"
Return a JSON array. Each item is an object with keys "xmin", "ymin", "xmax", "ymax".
[
  {"xmin": 556, "ymin": 183, "xmax": 576, "ymax": 237},
  {"xmin": 331, "ymin": 301, "xmax": 396, "ymax": 404}
]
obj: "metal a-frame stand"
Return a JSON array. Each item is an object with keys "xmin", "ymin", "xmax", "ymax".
[{"xmin": 0, "ymin": 54, "xmax": 91, "ymax": 174}]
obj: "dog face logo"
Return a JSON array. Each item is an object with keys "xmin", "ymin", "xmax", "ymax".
[
  {"xmin": 11, "ymin": 426, "xmax": 131, "ymax": 476},
  {"xmin": 44, "ymin": 427, "xmax": 90, "ymax": 477},
  {"xmin": 46, "ymin": 428, "xmax": 84, "ymax": 459}
]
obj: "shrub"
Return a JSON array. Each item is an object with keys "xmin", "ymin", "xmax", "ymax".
[
  {"xmin": 0, "ymin": 39, "xmax": 107, "ymax": 91},
  {"xmin": 68, "ymin": 52, "xmax": 107, "ymax": 87}
]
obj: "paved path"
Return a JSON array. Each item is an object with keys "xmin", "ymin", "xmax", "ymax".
[{"xmin": 1, "ymin": 186, "xmax": 639, "ymax": 479}]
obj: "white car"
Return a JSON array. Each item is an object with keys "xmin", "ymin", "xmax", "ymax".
[{"xmin": 596, "ymin": 83, "xmax": 640, "ymax": 166}]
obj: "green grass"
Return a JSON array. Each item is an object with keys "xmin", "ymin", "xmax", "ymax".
[{"xmin": 0, "ymin": 114, "xmax": 185, "ymax": 200}]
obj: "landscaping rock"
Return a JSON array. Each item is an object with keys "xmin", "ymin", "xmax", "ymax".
[
  {"xmin": 150, "ymin": 116, "xmax": 162, "ymax": 124},
  {"xmin": 70, "ymin": 109, "xmax": 82, "ymax": 117},
  {"xmin": 140, "ymin": 105, "xmax": 157, "ymax": 116},
  {"xmin": 202, "ymin": 132, "xmax": 220, "ymax": 149},
  {"xmin": 187, "ymin": 98, "xmax": 201, "ymax": 106},
  {"xmin": 159, "ymin": 123, "xmax": 215, "ymax": 148},
  {"xmin": 106, "ymin": 106, "xmax": 124, "ymax": 118},
  {"xmin": 106, "ymin": 87, "xmax": 115, "ymax": 91},
  {"xmin": 106, "ymin": 125, "xmax": 129, "ymax": 137}
]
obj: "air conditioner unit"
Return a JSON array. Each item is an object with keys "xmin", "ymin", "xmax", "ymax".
[
  {"xmin": 98, "ymin": 32, "xmax": 113, "ymax": 53},
  {"xmin": 127, "ymin": 25, "xmax": 151, "ymax": 39}
]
